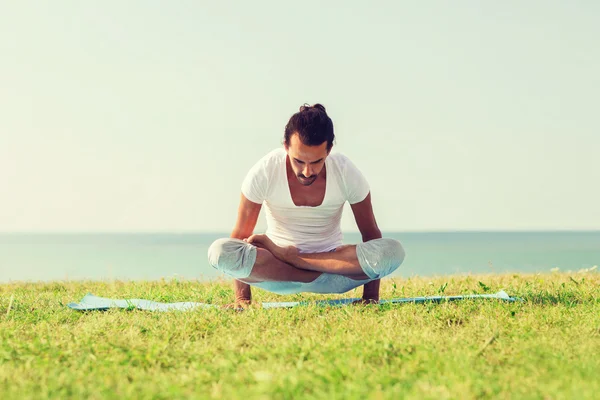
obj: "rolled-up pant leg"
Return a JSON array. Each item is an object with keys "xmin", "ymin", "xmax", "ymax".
[
  {"xmin": 356, "ymin": 238, "xmax": 406, "ymax": 280},
  {"xmin": 207, "ymin": 238, "xmax": 257, "ymax": 280}
]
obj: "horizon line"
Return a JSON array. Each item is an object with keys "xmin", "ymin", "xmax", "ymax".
[{"xmin": 1, "ymin": 229, "xmax": 599, "ymax": 234}]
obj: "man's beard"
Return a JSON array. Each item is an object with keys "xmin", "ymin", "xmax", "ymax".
[{"xmin": 297, "ymin": 174, "xmax": 317, "ymax": 186}]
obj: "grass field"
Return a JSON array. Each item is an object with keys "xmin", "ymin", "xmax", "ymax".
[{"xmin": 1, "ymin": 272, "xmax": 599, "ymax": 399}]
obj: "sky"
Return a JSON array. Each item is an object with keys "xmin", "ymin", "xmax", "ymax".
[{"xmin": 1, "ymin": 1, "xmax": 599, "ymax": 232}]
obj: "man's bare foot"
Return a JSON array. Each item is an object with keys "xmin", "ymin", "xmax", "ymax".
[{"xmin": 246, "ymin": 234, "xmax": 298, "ymax": 263}]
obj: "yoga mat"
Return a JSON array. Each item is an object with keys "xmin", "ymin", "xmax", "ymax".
[{"xmin": 68, "ymin": 290, "xmax": 520, "ymax": 312}]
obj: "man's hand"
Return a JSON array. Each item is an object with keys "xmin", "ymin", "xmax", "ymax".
[
  {"xmin": 246, "ymin": 234, "xmax": 298, "ymax": 263},
  {"xmin": 350, "ymin": 298, "xmax": 380, "ymax": 306},
  {"xmin": 222, "ymin": 299, "xmax": 254, "ymax": 310},
  {"xmin": 362, "ymin": 279, "xmax": 380, "ymax": 303}
]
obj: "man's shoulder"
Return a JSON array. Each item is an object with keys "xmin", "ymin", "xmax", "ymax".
[
  {"xmin": 248, "ymin": 148, "xmax": 285, "ymax": 174},
  {"xmin": 242, "ymin": 149, "xmax": 285, "ymax": 200},
  {"xmin": 257, "ymin": 148, "xmax": 286, "ymax": 164},
  {"xmin": 265, "ymin": 148, "xmax": 286, "ymax": 159},
  {"xmin": 328, "ymin": 151, "xmax": 370, "ymax": 202},
  {"xmin": 328, "ymin": 151, "xmax": 349, "ymax": 161},
  {"xmin": 327, "ymin": 151, "xmax": 354, "ymax": 169},
  {"xmin": 328, "ymin": 151, "xmax": 367, "ymax": 182}
]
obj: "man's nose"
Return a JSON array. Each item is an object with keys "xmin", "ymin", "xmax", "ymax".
[{"xmin": 303, "ymin": 165, "xmax": 313, "ymax": 177}]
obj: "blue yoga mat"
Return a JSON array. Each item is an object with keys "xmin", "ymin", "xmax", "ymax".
[{"xmin": 68, "ymin": 290, "xmax": 520, "ymax": 312}]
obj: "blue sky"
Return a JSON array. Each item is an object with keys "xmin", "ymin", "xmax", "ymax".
[{"xmin": 1, "ymin": 1, "xmax": 598, "ymax": 232}]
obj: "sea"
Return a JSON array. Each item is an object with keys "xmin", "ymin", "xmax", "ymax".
[{"xmin": 0, "ymin": 231, "xmax": 598, "ymax": 283}]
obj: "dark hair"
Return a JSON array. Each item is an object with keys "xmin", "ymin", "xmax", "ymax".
[{"xmin": 284, "ymin": 103, "xmax": 335, "ymax": 151}]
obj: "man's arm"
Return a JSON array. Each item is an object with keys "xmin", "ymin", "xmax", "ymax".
[
  {"xmin": 230, "ymin": 193, "xmax": 262, "ymax": 306},
  {"xmin": 350, "ymin": 192, "xmax": 383, "ymax": 302}
]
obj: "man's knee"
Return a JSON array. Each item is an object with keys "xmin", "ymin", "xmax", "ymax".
[
  {"xmin": 207, "ymin": 238, "xmax": 256, "ymax": 279},
  {"xmin": 207, "ymin": 238, "xmax": 229, "ymax": 269},
  {"xmin": 357, "ymin": 238, "xmax": 405, "ymax": 279},
  {"xmin": 387, "ymin": 238, "xmax": 406, "ymax": 270}
]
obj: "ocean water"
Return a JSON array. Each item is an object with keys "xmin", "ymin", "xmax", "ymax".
[{"xmin": 0, "ymin": 232, "xmax": 598, "ymax": 283}]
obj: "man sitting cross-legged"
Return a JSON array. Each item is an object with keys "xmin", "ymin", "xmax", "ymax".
[{"xmin": 208, "ymin": 104, "xmax": 405, "ymax": 308}]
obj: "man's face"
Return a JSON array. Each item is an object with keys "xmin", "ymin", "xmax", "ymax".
[{"xmin": 285, "ymin": 133, "xmax": 330, "ymax": 186}]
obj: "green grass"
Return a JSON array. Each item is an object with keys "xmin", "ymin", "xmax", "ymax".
[{"xmin": 1, "ymin": 273, "xmax": 599, "ymax": 400}]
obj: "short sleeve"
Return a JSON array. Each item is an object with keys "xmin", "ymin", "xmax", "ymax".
[
  {"xmin": 341, "ymin": 156, "xmax": 370, "ymax": 204},
  {"xmin": 241, "ymin": 157, "xmax": 269, "ymax": 204}
]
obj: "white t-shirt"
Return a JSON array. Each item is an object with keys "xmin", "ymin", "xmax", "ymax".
[{"xmin": 242, "ymin": 148, "xmax": 370, "ymax": 253}]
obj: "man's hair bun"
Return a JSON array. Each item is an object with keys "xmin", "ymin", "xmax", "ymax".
[{"xmin": 299, "ymin": 103, "xmax": 327, "ymax": 113}]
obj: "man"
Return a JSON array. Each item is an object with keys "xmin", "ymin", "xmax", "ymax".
[{"xmin": 208, "ymin": 104, "xmax": 405, "ymax": 308}]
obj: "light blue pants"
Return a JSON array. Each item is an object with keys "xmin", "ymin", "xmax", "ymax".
[{"xmin": 207, "ymin": 238, "xmax": 405, "ymax": 295}]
